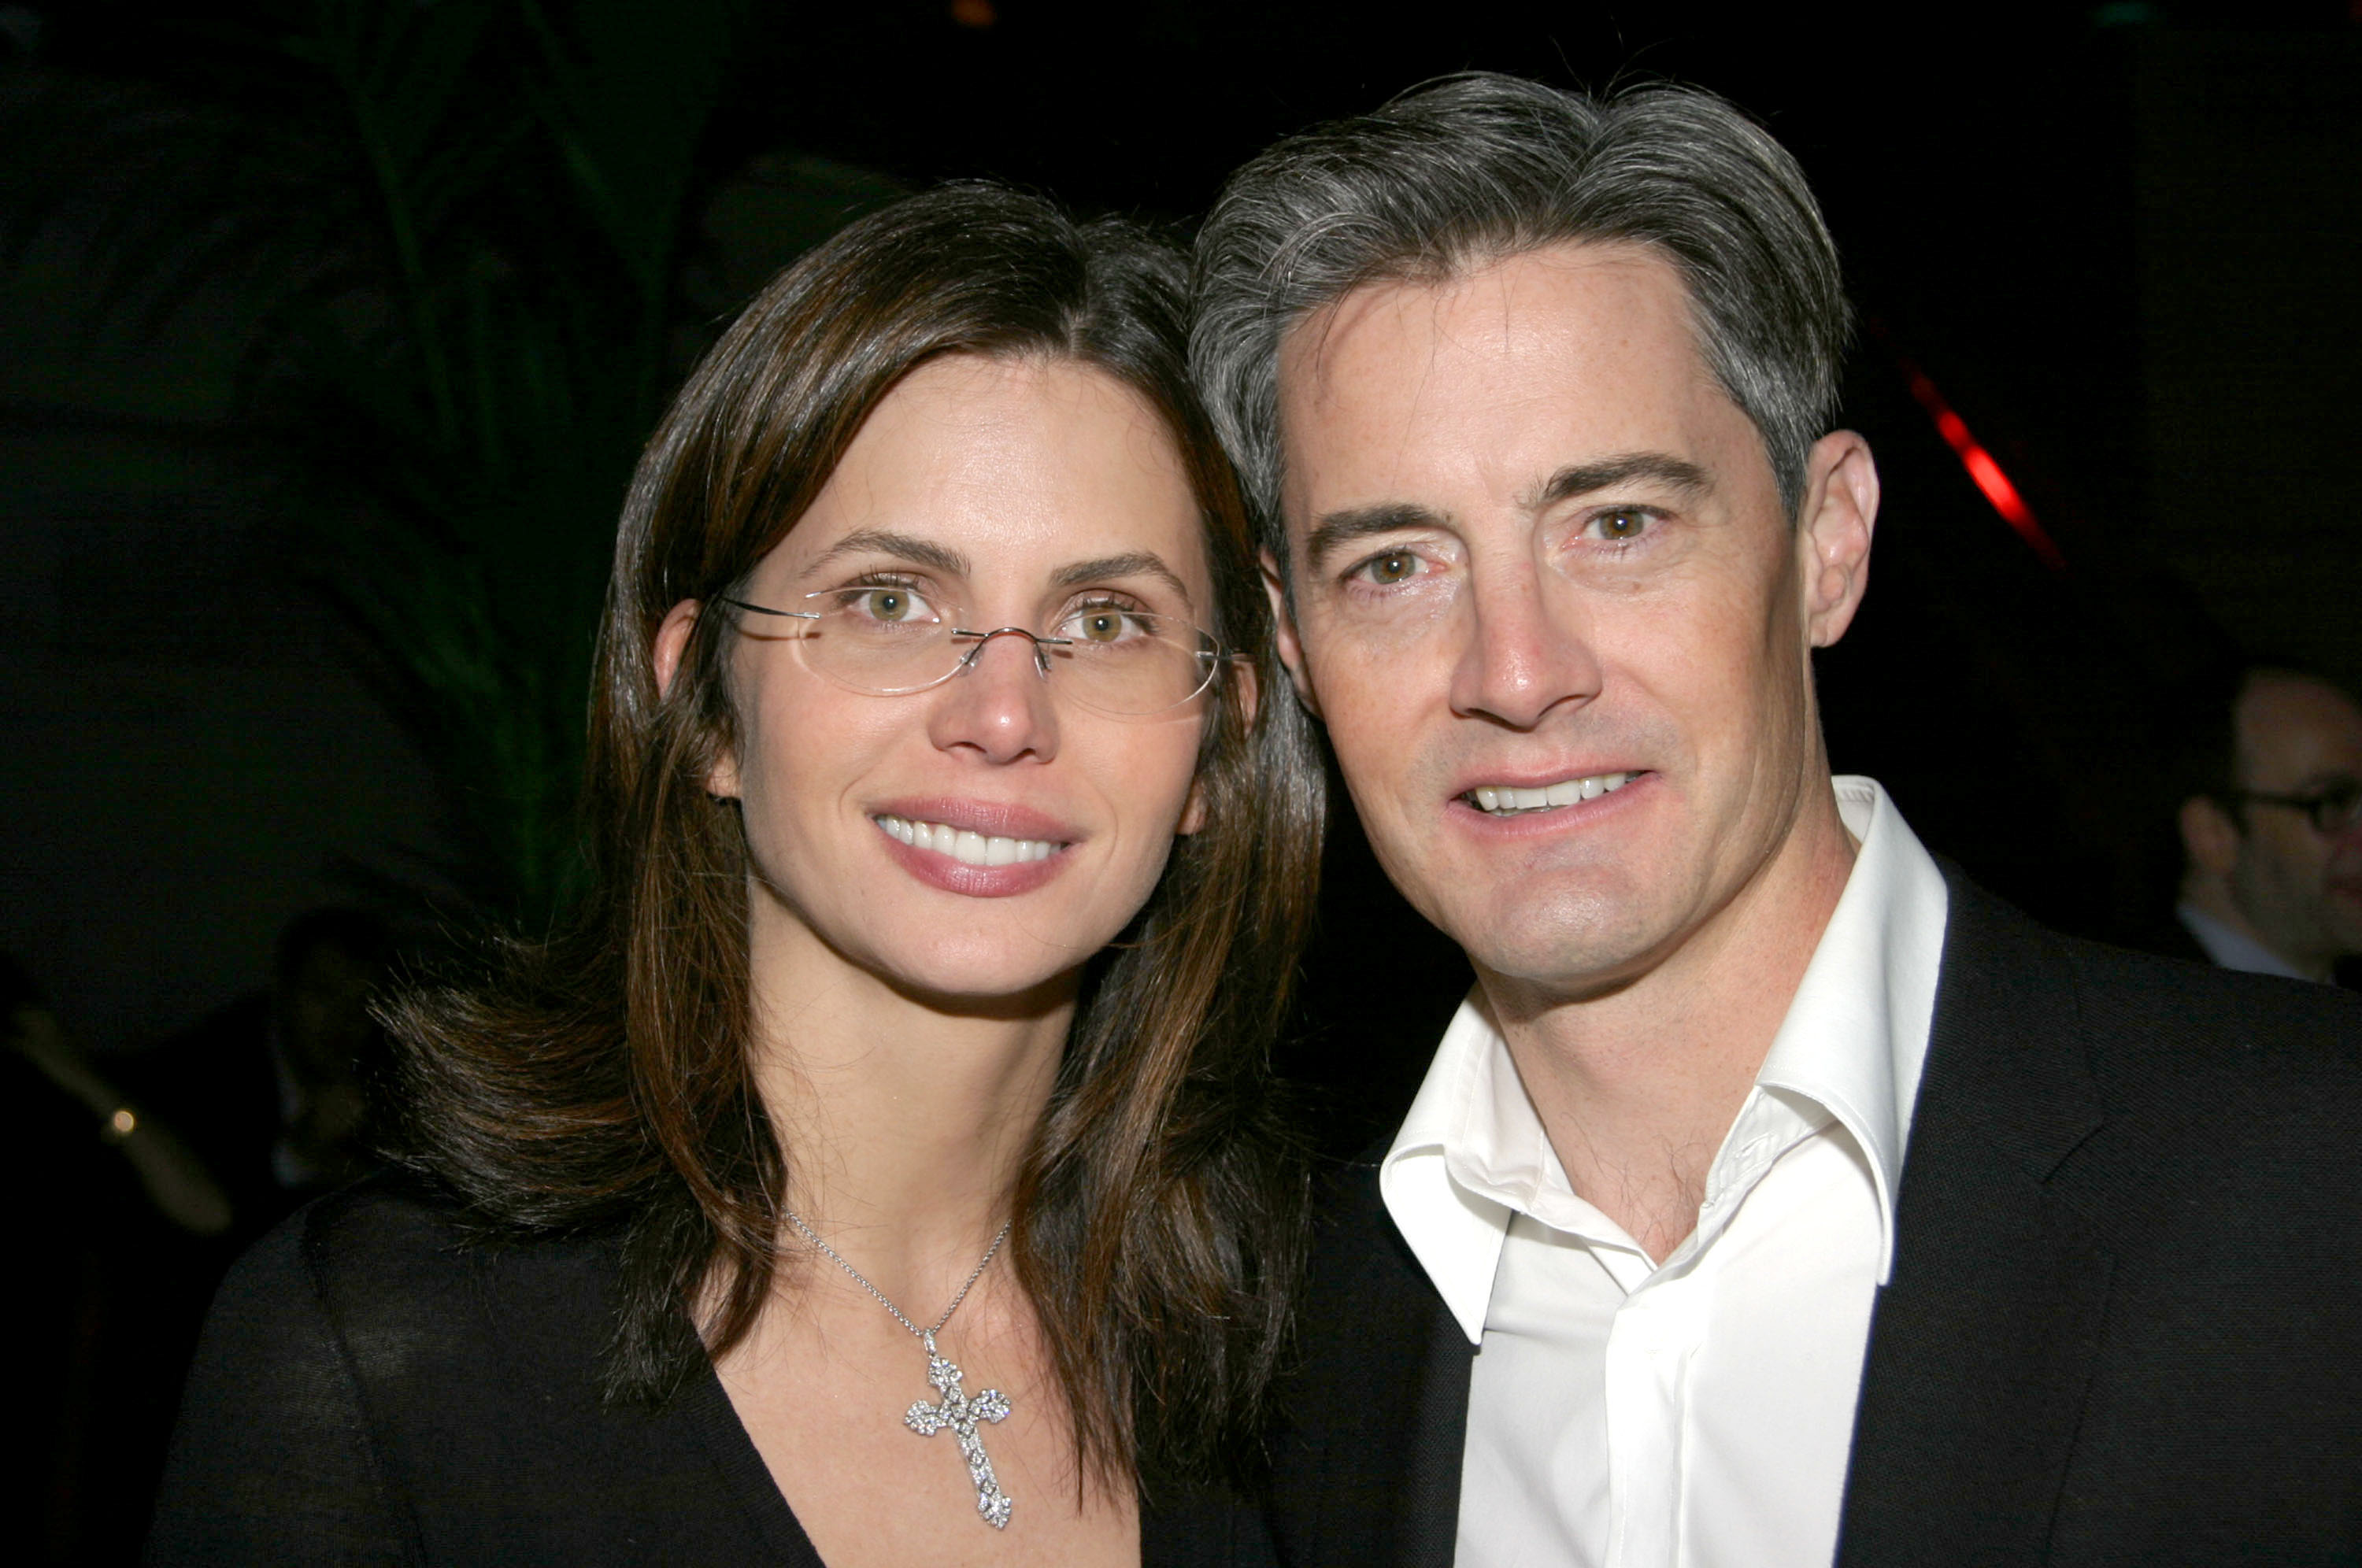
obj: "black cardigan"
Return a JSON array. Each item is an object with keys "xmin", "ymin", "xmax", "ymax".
[{"xmin": 146, "ymin": 1186, "xmax": 1261, "ymax": 1565}]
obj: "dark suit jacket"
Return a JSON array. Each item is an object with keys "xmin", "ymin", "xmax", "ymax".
[
  {"xmin": 1259, "ymin": 871, "xmax": 2362, "ymax": 1566},
  {"xmin": 146, "ymin": 1186, "xmax": 1260, "ymax": 1566}
]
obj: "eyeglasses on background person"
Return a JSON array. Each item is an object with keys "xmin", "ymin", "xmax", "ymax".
[
  {"xmin": 720, "ymin": 585, "xmax": 1224, "ymax": 718},
  {"xmin": 2224, "ymin": 777, "xmax": 2362, "ymax": 836}
]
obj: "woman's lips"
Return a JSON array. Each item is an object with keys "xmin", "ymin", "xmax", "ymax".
[
  {"xmin": 871, "ymin": 796, "xmax": 1075, "ymax": 842},
  {"xmin": 870, "ymin": 801, "xmax": 1076, "ymax": 899}
]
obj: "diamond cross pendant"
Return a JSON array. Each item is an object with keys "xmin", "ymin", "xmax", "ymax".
[{"xmin": 903, "ymin": 1329, "xmax": 1014, "ymax": 1529}]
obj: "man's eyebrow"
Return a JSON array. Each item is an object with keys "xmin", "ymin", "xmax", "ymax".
[
  {"xmin": 1300, "ymin": 454, "xmax": 1712, "ymax": 570},
  {"xmin": 1527, "ymin": 453, "xmax": 1713, "ymax": 509},
  {"xmin": 1304, "ymin": 503, "xmax": 1451, "ymax": 570},
  {"xmin": 798, "ymin": 528, "xmax": 971, "ymax": 581},
  {"xmin": 1052, "ymin": 551, "xmax": 1194, "ymax": 608}
]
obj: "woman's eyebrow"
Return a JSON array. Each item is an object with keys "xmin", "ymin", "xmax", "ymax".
[
  {"xmin": 798, "ymin": 528, "xmax": 970, "ymax": 580},
  {"xmin": 1052, "ymin": 551, "xmax": 1194, "ymax": 608}
]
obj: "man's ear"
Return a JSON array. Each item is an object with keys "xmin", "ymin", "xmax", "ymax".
[
  {"xmin": 653, "ymin": 598, "xmax": 740, "ymax": 799},
  {"xmin": 1261, "ymin": 548, "xmax": 1323, "ymax": 720},
  {"xmin": 2179, "ymin": 794, "xmax": 2242, "ymax": 878},
  {"xmin": 1796, "ymin": 431, "xmax": 1879, "ymax": 649}
]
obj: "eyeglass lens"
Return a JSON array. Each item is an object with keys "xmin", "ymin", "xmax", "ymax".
[
  {"xmin": 784, "ymin": 588, "xmax": 1216, "ymax": 716},
  {"xmin": 2308, "ymin": 782, "xmax": 2362, "ymax": 834}
]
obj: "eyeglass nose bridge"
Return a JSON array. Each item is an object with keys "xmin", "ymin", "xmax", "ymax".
[{"xmin": 950, "ymin": 625, "xmax": 1076, "ymax": 682}]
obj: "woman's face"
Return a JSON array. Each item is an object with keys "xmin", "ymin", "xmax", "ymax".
[{"xmin": 703, "ymin": 354, "xmax": 1220, "ymax": 1004}]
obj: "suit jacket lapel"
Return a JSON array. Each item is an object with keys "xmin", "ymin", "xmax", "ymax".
[{"xmin": 1837, "ymin": 871, "xmax": 2112, "ymax": 1568}]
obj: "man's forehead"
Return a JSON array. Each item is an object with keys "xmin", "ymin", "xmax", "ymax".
[
  {"xmin": 2242, "ymin": 676, "xmax": 2362, "ymax": 765},
  {"xmin": 1275, "ymin": 240, "xmax": 1709, "ymax": 407}
]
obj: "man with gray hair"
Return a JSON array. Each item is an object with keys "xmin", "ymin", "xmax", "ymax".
[{"xmin": 1194, "ymin": 75, "xmax": 2362, "ymax": 1566}]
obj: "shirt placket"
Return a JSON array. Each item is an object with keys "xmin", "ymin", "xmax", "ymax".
[
  {"xmin": 1597, "ymin": 1095, "xmax": 1808, "ymax": 1568},
  {"xmin": 1601, "ymin": 1268, "xmax": 1706, "ymax": 1568}
]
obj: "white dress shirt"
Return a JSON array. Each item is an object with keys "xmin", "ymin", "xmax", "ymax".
[{"xmin": 1380, "ymin": 776, "xmax": 1950, "ymax": 1568}]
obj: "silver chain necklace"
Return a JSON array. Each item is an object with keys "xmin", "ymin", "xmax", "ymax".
[{"xmin": 783, "ymin": 1211, "xmax": 1016, "ymax": 1530}]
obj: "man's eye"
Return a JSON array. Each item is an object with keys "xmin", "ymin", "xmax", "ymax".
[
  {"xmin": 1591, "ymin": 508, "xmax": 1652, "ymax": 542},
  {"xmin": 1358, "ymin": 549, "xmax": 1420, "ymax": 586}
]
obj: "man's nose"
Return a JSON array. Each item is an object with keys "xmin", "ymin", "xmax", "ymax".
[
  {"xmin": 1447, "ymin": 564, "xmax": 1603, "ymax": 729},
  {"xmin": 926, "ymin": 629, "xmax": 1062, "ymax": 764}
]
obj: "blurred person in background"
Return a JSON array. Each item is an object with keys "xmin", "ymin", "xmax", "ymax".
[
  {"xmin": 2175, "ymin": 664, "xmax": 2362, "ymax": 986},
  {"xmin": 116, "ymin": 907, "xmax": 391, "ymax": 1246},
  {"xmin": 6, "ymin": 952, "xmax": 229, "ymax": 1566}
]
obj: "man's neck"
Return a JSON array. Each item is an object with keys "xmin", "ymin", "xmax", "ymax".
[{"xmin": 1477, "ymin": 783, "xmax": 1858, "ymax": 1263}]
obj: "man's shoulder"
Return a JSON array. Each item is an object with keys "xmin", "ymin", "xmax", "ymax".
[
  {"xmin": 2057, "ymin": 933, "xmax": 2362, "ymax": 1169},
  {"xmin": 1932, "ymin": 872, "xmax": 2362, "ymax": 1199},
  {"xmin": 2059, "ymin": 928, "xmax": 2362, "ymax": 1049},
  {"xmin": 1943, "ymin": 871, "xmax": 2362, "ymax": 1084}
]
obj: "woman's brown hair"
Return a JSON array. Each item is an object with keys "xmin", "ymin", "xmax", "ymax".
[{"xmin": 380, "ymin": 184, "xmax": 1325, "ymax": 1487}]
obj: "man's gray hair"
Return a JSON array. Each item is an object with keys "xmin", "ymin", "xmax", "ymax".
[{"xmin": 1190, "ymin": 73, "xmax": 1851, "ymax": 565}]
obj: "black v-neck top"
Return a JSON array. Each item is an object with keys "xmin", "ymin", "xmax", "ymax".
[{"xmin": 145, "ymin": 1185, "xmax": 1264, "ymax": 1566}]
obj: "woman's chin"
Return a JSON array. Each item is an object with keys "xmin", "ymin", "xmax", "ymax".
[{"xmin": 861, "ymin": 941, "xmax": 1092, "ymax": 1017}]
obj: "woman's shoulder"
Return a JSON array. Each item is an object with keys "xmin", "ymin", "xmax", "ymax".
[
  {"xmin": 281, "ymin": 1179, "xmax": 631, "ymax": 1394},
  {"xmin": 218, "ymin": 1178, "xmax": 615, "ymax": 1343},
  {"xmin": 157, "ymin": 1182, "xmax": 802, "ymax": 1564},
  {"xmin": 149, "ymin": 1184, "xmax": 486, "ymax": 1562}
]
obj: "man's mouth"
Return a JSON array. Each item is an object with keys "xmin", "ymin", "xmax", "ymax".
[
  {"xmin": 875, "ymin": 814, "xmax": 1065, "ymax": 867},
  {"xmin": 1463, "ymin": 771, "xmax": 1638, "ymax": 816}
]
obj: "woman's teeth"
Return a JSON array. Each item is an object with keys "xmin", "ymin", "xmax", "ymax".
[
  {"xmin": 876, "ymin": 815, "xmax": 1061, "ymax": 866},
  {"xmin": 1469, "ymin": 772, "xmax": 1635, "ymax": 815}
]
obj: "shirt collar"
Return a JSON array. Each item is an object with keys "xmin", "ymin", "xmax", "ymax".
[
  {"xmin": 2176, "ymin": 900, "xmax": 2317, "ymax": 982},
  {"xmin": 1380, "ymin": 775, "xmax": 1951, "ymax": 1343}
]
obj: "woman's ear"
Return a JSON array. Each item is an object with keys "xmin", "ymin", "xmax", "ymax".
[
  {"xmin": 653, "ymin": 598, "xmax": 741, "ymax": 799},
  {"xmin": 653, "ymin": 600, "xmax": 701, "ymax": 701}
]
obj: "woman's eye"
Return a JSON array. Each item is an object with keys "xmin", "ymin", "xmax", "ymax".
[
  {"xmin": 1590, "ymin": 508, "xmax": 1653, "ymax": 543},
  {"xmin": 845, "ymin": 585, "xmax": 934, "ymax": 623},
  {"xmin": 1359, "ymin": 549, "xmax": 1420, "ymax": 586},
  {"xmin": 1064, "ymin": 605, "xmax": 1146, "ymax": 644}
]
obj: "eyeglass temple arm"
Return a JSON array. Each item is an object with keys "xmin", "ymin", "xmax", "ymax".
[{"xmin": 719, "ymin": 597, "xmax": 819, "ymax": 621}]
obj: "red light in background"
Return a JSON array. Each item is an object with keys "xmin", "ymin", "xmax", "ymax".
[{"xmin": 1899, "ymin": 362, "xmax": 2067, "ymax": 572}]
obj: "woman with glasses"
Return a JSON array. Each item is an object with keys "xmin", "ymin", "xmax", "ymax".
[{"xmin": 149, "ymin": 186, "xmax": 1322, "ymax": 1566}]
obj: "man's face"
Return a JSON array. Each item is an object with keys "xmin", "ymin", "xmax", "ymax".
[
  {"xmin": 1269, "ymin": 243, "xmax": 1872, "ymax": 997},
  {"xmin": 2229, "ymin": 674, "xmax": 2362, "ymax": 967}
]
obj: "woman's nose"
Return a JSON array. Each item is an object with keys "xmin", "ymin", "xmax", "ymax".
[{"xmin": 925, "ymin": 629, "xmax": 1062, "ymax": 764}]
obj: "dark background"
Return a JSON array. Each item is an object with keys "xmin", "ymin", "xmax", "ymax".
[{"xmin": 6, "ymin": 0, "xmax": 2360, "ymax": 1256}]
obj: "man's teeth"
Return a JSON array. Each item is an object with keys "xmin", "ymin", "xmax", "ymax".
[
  {"xmin": 1469, "ymin": 772, "xmax": 1635, "ymax": 815},
  {"xmin": 876, "ymin": 815, "xmax": 1061, "ymax": 867}
]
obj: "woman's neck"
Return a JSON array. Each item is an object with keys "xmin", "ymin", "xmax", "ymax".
[{"xmin": 743, "ymin": 904, "xmax": 1077, "ymax": 1310}]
